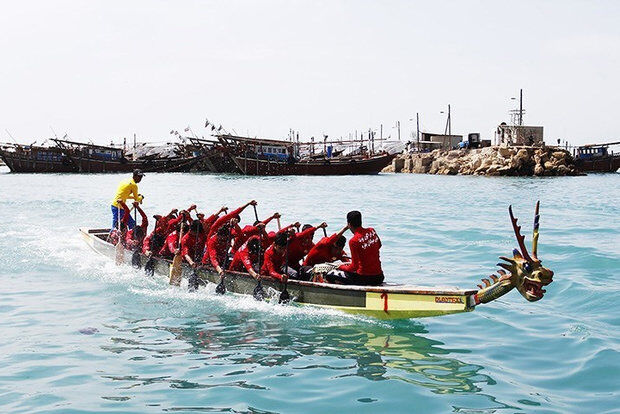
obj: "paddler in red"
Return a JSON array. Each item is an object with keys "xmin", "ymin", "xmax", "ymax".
[
  {"xmin": 230, "ymin": 212, "xmax": 279, "ymax": 254},
  {"xmin": 202, "ymin": 200, "xmax": 257, "ymax": 268},
  {"xmin": 326, "ymin": 211, "xmax": 384, "ymax": 286},
  {"xmin": 108, "ymin": 199, "xmax": 131, "ymax": 245},
  {"xmin": 125, "ymin": 202, "xmax": 148, "ymax": 250},
  {"xmin": 287, "ymin": 222, "xmax": 326, "ymax": 269},
  {"xmin": 143, "ymin": 215, "xmax": 166, "ymax": 256},
  {"xmin": 263, "ymin": 221, "xmax": 300, "ymax": 249},
  {"xmin": 158, "ymin": 221, "xmax": 188, "ymax": 259},
  {"xmin": 197, "ymin": 206, "xmax": 228, "ymax": 236},
  {"xmin": 206, "ymin": 200, "xmax": 257, "ymax": 239},
  {"xmin": 164, "ymin": 205, "xmax": 195, "ymax": 235},
  {"xmin": 303, "ymin": 225, "xmax": 349, "ymax": 267},
  {"xmin": 181, "ymin": 220, "xmax": 204, "ymax": 267},
  {"xmin": 229, "ymin": 236, "xmax": 262, "ymax": 279},
  {"xmin": 261, "ymin": 232, "xmax": 298, "ymax": 281},
  {"xmin": 204, "ymin": 223, "xmax": 235, "ymax": 275}
]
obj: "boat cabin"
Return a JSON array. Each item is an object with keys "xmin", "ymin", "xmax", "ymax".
[{"xmin": 577, "ymin": 146, "xmax": 608, "ymax": 160}]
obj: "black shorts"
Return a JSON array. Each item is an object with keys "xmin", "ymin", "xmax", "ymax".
[{"xmin": 325, "ymin": 269, "xmax": 384, "ymax": 286}]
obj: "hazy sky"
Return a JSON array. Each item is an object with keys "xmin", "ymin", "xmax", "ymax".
[{"xmin": 1, "ymin": 0, "xmax": 618, "ymax": 146}]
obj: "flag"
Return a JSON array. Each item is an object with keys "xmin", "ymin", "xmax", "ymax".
[
  {"xmin": 170, "ymin": 130, "xmax": 174, "ymax": 134},
  {"xmin": 217, "ymin": 125, "xmax": 223, "ymax": 132},
  {"xmin": 184, "ymin": 127, "xmax": 190, "ymax": 132},
  {"xmin": 204, "ymin": 118, "xmax": 210, "ymax": 128},
  {"xmin": 210, "ymin": 125, "xmax": 215, "ymax": 131}
]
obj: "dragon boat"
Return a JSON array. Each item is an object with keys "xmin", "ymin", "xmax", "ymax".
[{"xmin": 79, "ymin": 203, "xmax": 553, "ymax": 319}]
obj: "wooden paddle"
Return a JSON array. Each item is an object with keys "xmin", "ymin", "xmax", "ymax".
[
  {"xmin": 168, "ymin": 222, "xmax": 184, "ymax": 286},
  {"xmin": 279, "ymin": 233, "xmax": 291, "ymax": 304},
  {"xmin": 252, "ymin": 205, "xmax": 265, "ymax": 301},
  {"xmin": 115, "ymin": 202, "xmax": 124, "ymax": 265},
  {"xmin": 322, "ymin": 226, "xmax": 328, "ymax": 238}
]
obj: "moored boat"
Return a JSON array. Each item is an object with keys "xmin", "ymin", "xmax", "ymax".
[
  {"xmin": 574, "ymin": 141, "xmax": 620, "ymax": 173},
  {"xmin": 79, "ymin": 202, "xmax": 553, "ymax": 319}
]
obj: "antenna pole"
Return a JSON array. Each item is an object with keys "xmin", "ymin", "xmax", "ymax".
[{"xmin": 519, "ymin": 89, "xmax": 523, "ymax": 126}]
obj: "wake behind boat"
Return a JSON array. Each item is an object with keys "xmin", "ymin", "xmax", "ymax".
[{"xmin": 80, "ymin": 201, "xmax": 554, "ymax": 320}]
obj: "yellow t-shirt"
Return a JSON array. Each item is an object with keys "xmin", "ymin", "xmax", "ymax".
[{"xmin": 111, "ymin": 178, "xmax": 142, "ymax": 207}]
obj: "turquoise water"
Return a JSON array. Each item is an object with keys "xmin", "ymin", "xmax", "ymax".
[{"xmin": 0, "ymin": 169, "xmax": 618, "ymax": 413}]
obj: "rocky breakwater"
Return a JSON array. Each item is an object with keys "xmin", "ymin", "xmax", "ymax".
[{"xmin": 383, "ymin": 145, "xmax": 580, "ymax": 176}]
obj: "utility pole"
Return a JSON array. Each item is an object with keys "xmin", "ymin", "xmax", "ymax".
[
  {"xmin": 380, "ymin": 124, "xmax": 383, "ymax": 140},
  {"xmin": 397, "ymin": 121, "xmax": 401, "ymax": 141},
  {"xmin": 519, "ymin": 89, "xmax": 523, "ymax": 126},
  {"xmin": 444, "ymin": 104, "xmax": 452, "ymax": 136},
  {"xmin": 416, "ymin": 112, "xmax": 420, "ymax": 151}
]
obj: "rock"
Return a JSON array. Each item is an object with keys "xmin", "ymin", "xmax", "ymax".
[
  {"xmin": 534, "ymin": 164, "xmax": 545, "ymax": 176},
  {"xmin": 392, "ymin": 157, "xmax": 405, "ymax": 172}
]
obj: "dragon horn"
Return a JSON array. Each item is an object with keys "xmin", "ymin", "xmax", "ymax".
[
  {"xmin": 509, "ymin": 205, "xmax": 533, "ymax": 262},
  {"xmin": 490, "ymin": 275, "xmax": 499, "ymax": 283},
  {"xmin": 482, "ymin": 278, "xmax": 492, "ymax": 287},
  {"xmin": 532, "ymin": 200, "xmax": 540, "ymax": 260}
]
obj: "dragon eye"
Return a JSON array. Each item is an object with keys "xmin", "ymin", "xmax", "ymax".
[{"xmin": 524, "ymin": 262, "xmax": 532, "ymax": 272}]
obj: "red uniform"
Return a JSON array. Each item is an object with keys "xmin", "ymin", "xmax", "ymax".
[
  {"xmin": 202, "ymin": 233, "xmax": 231, "ymax": 268},
  {"xmin": 303, "ymin": 233, "xmax": 346, "ymax": 267},
  {"xmin": 180, "ymin": 231, "xmax": 206, "ymax": 263},
  {"xmin": 142, "ymin": 229, "xmax": 165, "ymax": 254},
  {"xmin": 338, "ymin": 227, "xmax": 382, "ymax": 276},
  {"xmin": 288, "ymin": 226, "xmax": 316, "ymax": 267},
  {"xmin": 229, "ymin": 236, "xmax": 261, "ymax": 273},
  {"xmin": 207, "ymin": 206, "xmax": 244, "ymax": 239},
  {"xmin": 261, "ymin": 244, "xmax": 286, "ymax": 280},
  {"xmin": 231, "ymin": 225, "xmax": 265, "ymax": 253},
  {"xmin": 125, "ymin": 208, "xmax": 148, "ymax": 250},
  {"xmin": 200, "ymin": 213, "xmax": 219, "ymax": 236},
  {"xmin": 159, "ymin": 230, "xmax": 180, "ymax": 258}
]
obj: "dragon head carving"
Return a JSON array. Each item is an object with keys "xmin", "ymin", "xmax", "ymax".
[{"xmin": 475, "ymin": 201, "xmax": 554, "ymax": 305}]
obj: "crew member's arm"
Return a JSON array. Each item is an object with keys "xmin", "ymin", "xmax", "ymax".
[
  {"xmin": 181, "ymin": 234, "xmax": 198, "ymax": 267},
  {"xmin": 129, "ymin": 182, "xmax": 143, "ymax": 203},
  {"xmin": 260, "ymin": 212, "xmax": 280, "ymax": 227},
  {"xmin": 240, "ymin": 249, "xmax": 259, "ymax": 279},
  {"xmin": 264, "ymin": 249, "xmax": 285, "ymax": 281},
  {"xmin": 134, "ymin": 202, "xmax": 148, "ymax": 231},
  {"xmin": 118, "ymin": 200, "xmax": 130, "ymax": 226},
  {"xmin": 142, "ymin": 232, "xmax": 153, "ymax": 255},
  {"xmin": 339, "ymin": 238, "xmax": 360, "ymax": 273},
  {"xmin": 208, "ymin": 200, "xmax": 257, "ymax": 239},
  {"xmin": 207, "ymin": 237, "xmax": 225, "ymax": 274}
]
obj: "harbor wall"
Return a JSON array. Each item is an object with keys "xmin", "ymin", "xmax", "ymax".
[{"xmin": 383, "ymin": 145, "xmax": 580, "ymax": 176}]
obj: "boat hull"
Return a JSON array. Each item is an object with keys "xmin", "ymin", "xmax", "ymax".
[
  {"xmin": 232, "ymin": 154, "xmax": 395, "ymax": 176},
  {"xmin": 575, "ymin": 155, "xmax": 620, "ymax": 173},
  {"xmin": 80, "ymin": 228, "xmax": 476, "ymax": 319}
]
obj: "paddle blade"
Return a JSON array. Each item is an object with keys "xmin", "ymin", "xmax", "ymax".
[
  {"xmin": 131, "ymin": 250, "xmax": 141, "ymax": 269},
  {"xmin": 144, "ymin": 257, "xmax": 155, "ymax": 277},
  {"xmin": 169, "ymin": 254, "xmax": 183, "ymax": 286},
  {"xmin": 115, "ymin": 242, "xmax": 124, "ymax": 266},
  {"xmin": 215, "ymin": 276, "xmax": 226, "ymax": 295},
  {"xmin": 253, "ymin": 281, "xmax": 265, "ymax": 301},
  {"xmin": 279, "ymin": 287, "xmax": 290, "ymax": 304},
  {"xmin": 188, "ymin": 270, "xmax": 200, "ymax": 292}
]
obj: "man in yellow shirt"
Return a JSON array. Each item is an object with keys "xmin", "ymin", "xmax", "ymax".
[{"xmin": 111, "ymin": 169, "xmax": 144, "ymax": 231}]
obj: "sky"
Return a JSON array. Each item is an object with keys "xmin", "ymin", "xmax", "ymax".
[{"xmin": 1, "ymin": 0, "xmax": 619, "ymax": 146}]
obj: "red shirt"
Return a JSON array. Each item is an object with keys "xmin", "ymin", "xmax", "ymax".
[
  {"xmin": 288, "ymin": 226, "xmax": 316, "ymax": 266},
  {"xmin": 181, "ymin": 231, "xmax": 206, "ymax": 262},
  {"xmin": 200, "ymin": 213, "xmax": 219, "ymax": 236},
  {"xmin": 231, "ymin": 225, "xmax": 265, "ymax": 253},
  {"xmin": 261, "ymin": 244, "xmax": 286, "ymax": 280},
  {"xmin": 142, "ymin": 229, "xmax": 165, "ymax": 254},
  {"xmin": 202, "ymin": 233, "xmax": 230, "ymax": 268},
  {"xmin": 303, "ymin": 233, "xmax": 346, "ymax": 267},
  {"xmin": 229, "ymin": 236, "xmax": 261, "ymax": 273},
  {"xmin": 159, "ymin": 230, "xmax": 180, "ymax": 258},
  {"xmin": 207, "ymin": 206, "xmax": 243, "ymax": 239},
  {"xmin": 338, "ymin": 227, "xmax": 382, "ymax": 276}
]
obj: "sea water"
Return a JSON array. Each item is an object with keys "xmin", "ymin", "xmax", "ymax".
[{"xmin": 0, "ymin": 169, "xmax": 618, "ymax": 413}]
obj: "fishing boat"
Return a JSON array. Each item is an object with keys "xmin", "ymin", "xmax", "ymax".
[
  {"xmin": 79, "ymin": 203, "xmax": 553, "ymax": 319},
  {"xmin": 574, "ymin": 141, "xmax": 620, "ymax": 173},
  {"xmin": 218, "ymin": 134, "xmax": 396, "ymax": 176},
  {"xmin": 0, "ymin": 139, "xmax": 202, "ymax": 173}
]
